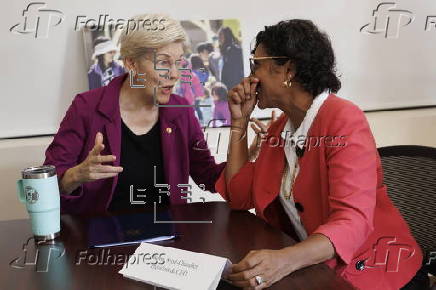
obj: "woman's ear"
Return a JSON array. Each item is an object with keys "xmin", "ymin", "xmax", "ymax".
[
  {"xmin": 285, "ymin": 60, "xmax": 296, "ymax": 80},
  {"xmin": 123, "ymin": 57, "xmax": 135, "ymax": 72}
]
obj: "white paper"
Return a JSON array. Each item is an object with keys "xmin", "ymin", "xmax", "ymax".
[{"xmin": 119, "ymin": 242, "xmax": 232, "ymax": 290}]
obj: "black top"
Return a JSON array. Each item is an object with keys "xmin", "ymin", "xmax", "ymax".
[{"xmin": 108, "ymin": 120, "xmax": 168, "ymax": 212}]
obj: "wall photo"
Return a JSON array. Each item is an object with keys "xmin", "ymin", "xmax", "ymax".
[{"xmin": 82, "ymin": 18, "xmax": 244, "ymax": 128}]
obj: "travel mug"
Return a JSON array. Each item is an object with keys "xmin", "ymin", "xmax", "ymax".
[{"xmin": 17, "ymin": 165, "xmax": 60, "ymax": 240}]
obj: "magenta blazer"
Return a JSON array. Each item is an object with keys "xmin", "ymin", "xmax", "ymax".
[{"xmin": 44, "ymin": 74, "xmax": 225, "ymax": 214}]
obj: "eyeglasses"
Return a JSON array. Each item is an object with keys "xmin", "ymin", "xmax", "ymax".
[
  {"xmin": 138, "ymin": 49, "xmax": 188, "ymax": 71},
  {"xmin": 249, "ymin": 56, "xmax": 290, "ymax": 74},
  {"xmin": 142, "ymin": 55, "xmax": 189, "ymax": 79},
  {"xmin": 152, "ymin": 56, "xmax": 187, "ymax": 71}
]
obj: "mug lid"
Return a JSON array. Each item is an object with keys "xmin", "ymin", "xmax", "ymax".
[{"xmin": 22, "ymin": 165, "xmax": 56, "ymax": 179}]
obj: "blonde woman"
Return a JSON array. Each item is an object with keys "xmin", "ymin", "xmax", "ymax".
[{"xmin": 44, "ymin": 14, "xmax": 226, "ymax": 214}]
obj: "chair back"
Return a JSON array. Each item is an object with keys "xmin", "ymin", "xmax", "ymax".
[{"xmin": 378, "ymin": 145, "xmax": 436, "ymax": 258}]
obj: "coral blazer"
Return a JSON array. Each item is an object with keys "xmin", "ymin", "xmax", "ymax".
[
  {"xmin": 44, "ymin": 74, "xmax": 225, "ymax": 215},
  {"xmin": 215, "ymin": 94, "xmax": 422, "ymax": 290}
]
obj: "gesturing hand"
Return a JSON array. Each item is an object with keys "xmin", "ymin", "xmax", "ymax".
[
  {"xmin": 75, "ymin": 132, "xmax": 123, "ymax": 183},
  {"xmin": 248, "ymin": 110, "xmax": 278, "ymax": 161}
]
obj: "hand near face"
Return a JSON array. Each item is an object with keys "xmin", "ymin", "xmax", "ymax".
[
  {"xmin": 228, "ymin": 249, "xmax": 295, "ymax": 289},
  {"xmin": 228, "ymin": 76, "xmax": 260, "ymax": 122}
]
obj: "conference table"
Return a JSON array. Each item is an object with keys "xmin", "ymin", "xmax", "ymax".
[{"xmin": 0, "ymin": 202, "xmax": 354, "ymax": 290}]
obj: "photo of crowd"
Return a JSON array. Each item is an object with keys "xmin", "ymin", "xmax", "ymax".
[
  {"xmin": 82, "ymin": 18, "xmax": 244, "ymax": 128},
  {"xmin": 177, "ymin": 19, "xmax": 244, "ymax": 127},
  {"xmin": 82, "ymin": 26, "xmax": 126, "ymax": 90}
]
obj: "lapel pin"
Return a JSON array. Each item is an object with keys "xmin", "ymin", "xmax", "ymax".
[{"xmin": 166, "ymin": 128, "xmax": 172, "ymax": 134}]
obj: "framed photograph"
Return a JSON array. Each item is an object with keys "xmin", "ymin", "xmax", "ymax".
[{"xmin": 81, "ymin": 18, "xmax": 245, "ymax": 128}]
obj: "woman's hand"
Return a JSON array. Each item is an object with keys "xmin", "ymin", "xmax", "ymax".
[
  {"xmin": 60, "ymin": 132, "xmax": 123, "ymax": 194},
  {"xmin": 248, "ymin": 111, "xmax": 277, "ymax": 161},
  {"xmin": 74, "ymin": 132, "xmax": 123, "ymax": 183},
  {"xmin": 228, "ymin": 77, "xmax": 260, "ymax": 122},
  {"xmin": 224, "ymin": 76, "xmax": 260, "ymax": 185},
  {"xmin": 228, "ymin": 248, "xmax": 297, "ymax": 289},
  {"xmin": 227, "ymin": 234, "xmax": 336, "ymax": 289}
]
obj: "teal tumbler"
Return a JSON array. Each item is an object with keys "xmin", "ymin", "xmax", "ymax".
[{"xmin": 17, "ymin": 165, "xmax": 61, "ymax": 241}]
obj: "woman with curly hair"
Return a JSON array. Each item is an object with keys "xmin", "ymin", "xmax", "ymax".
[{"xmin": 217, "ymin": 19, "xmax": 425, "ymax": 289}]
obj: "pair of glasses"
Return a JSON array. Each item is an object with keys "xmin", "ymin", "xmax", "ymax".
[
  {"xmin": 152, "ymin": 57, "xmax": 187, "ymax": 71},
  {"xmin": 249, "ymin": 56, "xmax": 290, "ymax": 74},
  {"xmin": 142, "ymin": 54, "xmax": 189, "ymax": 79},
  {"xmin": 140, "ymin": 49, "xmax": 188, "ymax": 71}
]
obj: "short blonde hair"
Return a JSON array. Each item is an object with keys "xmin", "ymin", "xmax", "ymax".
[{"xmin": 119, "ymin": 13, "xmax": 186, "ymax": 59}]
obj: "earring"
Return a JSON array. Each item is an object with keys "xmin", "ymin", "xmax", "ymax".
[{"xmin": 282, "ymin": 79, "xmax": 292, "ymax": 88}]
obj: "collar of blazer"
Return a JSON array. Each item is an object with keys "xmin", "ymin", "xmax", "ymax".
[{"xmin": 256, "ymin": 93, "xmax": 334, "ymax": 216}]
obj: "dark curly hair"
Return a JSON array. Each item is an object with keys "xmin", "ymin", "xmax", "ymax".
[{"xmin": 252, "ymin": 19, "xmax": 341, "ymax": 97}]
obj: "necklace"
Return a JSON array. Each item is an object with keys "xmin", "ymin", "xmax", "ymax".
[{"xmin": 283, "ymin": 157, "xmax": 299, "ymax": 200}]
